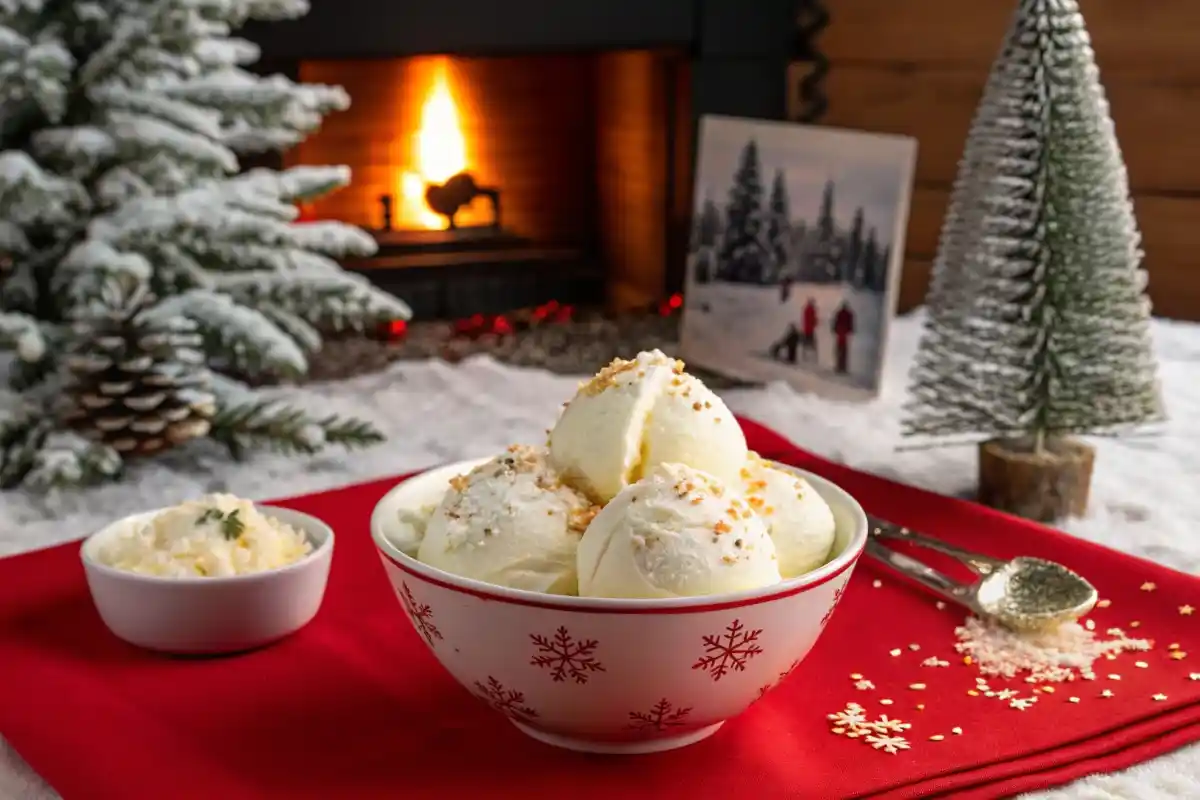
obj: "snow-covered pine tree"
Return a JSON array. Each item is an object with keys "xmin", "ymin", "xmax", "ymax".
[
  {"xmin": 765, "ymin": 170, "xmax": 790, "ymax": 284},
  {"xmin": 0, "ymin": 0, "xmax": 410, "ymax": 490},
  {"xmin": 901, "ymin": 0, "xmax": 1163, "ymax": 519},
  {"xmin": 716, "ymin": 139, "xmax": 767, "ymax": 283}
]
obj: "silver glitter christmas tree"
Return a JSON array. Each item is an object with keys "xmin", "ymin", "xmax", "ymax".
[{"xmin": 903, "ymin": 0, "xmax": 1164, "ymax": 451}]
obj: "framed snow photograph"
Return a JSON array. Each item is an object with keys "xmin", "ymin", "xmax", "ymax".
[{"xmin": 680, "ymin": 115, "xmax": 917, "ymax": 401}]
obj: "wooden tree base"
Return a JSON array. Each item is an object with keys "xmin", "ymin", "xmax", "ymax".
[{"xmin": 978, "ymin": 436, "xmax": 1096, "ymax": 523}]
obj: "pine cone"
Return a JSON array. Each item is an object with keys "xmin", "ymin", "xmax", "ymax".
[{"xmin": 62, "ymin": 281, "xmax": 216, "ymax": 456}]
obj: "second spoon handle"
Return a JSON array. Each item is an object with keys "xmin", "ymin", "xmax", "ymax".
[
  {"xmin": 868, "ymin": 516, "xmax": 1006, "ymax": 576},
  {"xmin": 864, "ymin": 537, "xmax": 980, "ymax": 614}
]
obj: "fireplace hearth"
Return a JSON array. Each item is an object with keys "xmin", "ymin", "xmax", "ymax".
[{"xmin": 247, "ymin": 0, "xmax": 802, "ymax": 320}]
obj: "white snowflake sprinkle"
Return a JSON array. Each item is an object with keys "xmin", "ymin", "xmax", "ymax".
[
  {"xmin": 855, "ymin": 679, "xmax": 875, "ymax": 691},
  {"xmin": 865, "ymin": 733, "xmax": 910, "ymax": 754},
  {"xmin": 869, "ymin": 715, "xmax": 911, "ymax": 733},
  {"xmin": 1009, "ymin": 697, "xmax": 1037, "ymax": 711}
]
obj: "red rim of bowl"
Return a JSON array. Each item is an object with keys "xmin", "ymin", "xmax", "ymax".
[{"xmin": 370, "ymin": 461, "xmax": 868, "ymax": 615}]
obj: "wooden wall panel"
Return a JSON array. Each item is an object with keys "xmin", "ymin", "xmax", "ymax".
[
  {"xmin": 822, "ymin": 0, "xmax": 1200, "ymax": 79},
  {"xmin": 823, "ymin": 67, "xmax": 1200, "ymax": 194},
  {"xmin": 817, "ymin": 0, "xmax": 1200, "ymax": 320}
]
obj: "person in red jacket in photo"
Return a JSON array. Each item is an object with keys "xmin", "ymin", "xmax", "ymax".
[
  {"xmin": 801, "ymin": 298, "xmax": 818, "ymax": 362},
  {"xmin": 832, "ymin": 300, "xmax": 855, "ymax": 374}
]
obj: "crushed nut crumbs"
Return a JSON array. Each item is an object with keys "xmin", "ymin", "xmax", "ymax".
[{"xmin": 714, "ymin": 520, "xmax": 732, "ymax": 534}]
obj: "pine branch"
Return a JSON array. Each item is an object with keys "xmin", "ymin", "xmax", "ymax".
[
  {"xmin": 0, "ymin": 411, "xmax": 48, "ymax": 489},
  {"xmin": 0, "ymin": 311, "xmax": 47, "ymax": 361},
  {"xmin": 208, "ymin": 397, "xmax": 384, "ymax": 460},
  {"xmin": 21, "ymin": 430, "xmax": 123, "ymax": 491},
  {"xmin": 216, "ymin": 271, "xmax": 411, "ymax": 333},
  {"xmin": 144, "ymin": 290, "xmax": 309, "ymax": 379}
]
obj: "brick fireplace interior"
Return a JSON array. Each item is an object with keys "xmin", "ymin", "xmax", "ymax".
[{"xmin": 247, "ymin": 0, "xmax": 798, "ymax": 320}]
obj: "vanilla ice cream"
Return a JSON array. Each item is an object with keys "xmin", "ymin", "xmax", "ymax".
[
  {"xmin": 740, "ymin": 453, "xmax": 836, "ymax": 578},
  {"xmin": 577, "ymin": 463, "xmax": 781, "ymax": 598},
  {"xmin": 549, "ymin": 350, "xmax": 746, "ymax": 504},
  {"xmin": 381, "ymin": 464, "xmax": 465, "ymax": 557},
  {"xmin": 417, "ymin": 445, "xmax": 598, "ymax": 594}
]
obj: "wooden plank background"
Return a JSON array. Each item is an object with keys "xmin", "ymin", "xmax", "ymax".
[{"xmin": 805, "ymin": 0, "xmax": 1200, "ymax": 320}]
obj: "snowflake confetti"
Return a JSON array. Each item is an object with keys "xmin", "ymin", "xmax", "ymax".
[
  {"xmin": 922, "ymin": 657, "xmax": 950, "ymax": 668},
  {"xmin": 865, "ymin": 733, "xmax": 910, "ymax": 754},
  {"xmin": 399, "ymin": 582, "xmax": 443, "ymax": 647},
  {"xmin": 473, "ymin": 677, "xmax": 538, "ymax": 721},
  {"xmin": 872, "ymin": 579, "xmax": 882, "ymax": 589},
  {"xmin": 827, "ymin": 704, "xmax": 869, "ymax": 729},
  {"xmin": 855, "ymin": 679, "xmax": 875, "ymax": 691},
  {"xmin": 1141, "ymin": 582, "xmax": 1157, "ymax": 592},
  {"xmin": 628, "ymin": 698, "xmax": 692, "ymax": 731},
  {"xmin": 1009, "ymin": 697, "xmax": 1037, "ymax": 711},
  {"xmin": 692, "ymin": 619, "xmax": 763, "ymax": 681},
  {"xmin": 1152, "ymin": 693, "xmax": 1168, "ymax": 702},
  {"xmin": 826, "ymin": 703, "xmax": 912, "ymax": 756},
  {"xmin": 1100, "ymin": 689, "xmax": 1115, "ymax": 698},
  {"xmin": 1170, "ymin": 651, "xmax": 1188, "ymax": 661},
  {"xmin": 530, "ymin": 626, "xmax": 605, "ymax": 684},
  {"xmin": 869, "ymin": 715, "xmax": 911, "ymax": 733},
  {"xmin": 1180, "ymin": 605, "xmax": 1195, "ymax": 616},
  {"xmin": 1189, "ymin": 673, "xmax": 1200, "ymax": 681},
  {"xmin": 1097, "ymin": 599, "xmax": 1112, "ymax": 608}
]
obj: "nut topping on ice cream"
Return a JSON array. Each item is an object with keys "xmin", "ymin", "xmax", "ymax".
[
  {"xmin": 549, "ymin": 350, "xmax": 747, "ymax": 504},
  {"xmin": 740, "ymin": 452, "xmax": 836, "ymax": 578},
  {"xmin": 576, "ymin": 463, "xmax": 782, "ymax": 599},
  {"xmin": 417, "ymin": 446, "xmax": 596, "ymax": 594}
]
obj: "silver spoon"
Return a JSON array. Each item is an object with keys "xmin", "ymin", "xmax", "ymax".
[{"xmin": 864, "ymin": 516, "xmax": 1098, "ymax": 633}]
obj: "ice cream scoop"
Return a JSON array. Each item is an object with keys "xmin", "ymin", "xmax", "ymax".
[
  {"xmin": 417, "ymin": 446, "xmax": 598, "ymax": 594},
  {"xmin": 549, "ymin": 350, "xmax": 746, "ymax": 504},
  {"xmin": 577, "ymin": 463, "xmax": 782, "ymax": 599},
  {"xmin": 379, "ymin": 463, "xmax": 466, "ymax": 557},
  {"xmin": 740, "ymin": 453, "xmax": 836, "ymax": 578}
]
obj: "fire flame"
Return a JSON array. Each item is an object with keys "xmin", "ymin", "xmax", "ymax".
[{"xmin": 400, "ymin": 61, "xmax": 468, "ymax": 229}]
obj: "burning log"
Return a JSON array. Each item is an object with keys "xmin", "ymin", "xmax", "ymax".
[{"xmin": 425, "ymin": 172, "xmax": 501, "ymax": 230}]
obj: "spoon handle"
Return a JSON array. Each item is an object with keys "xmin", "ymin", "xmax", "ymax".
[
  {"xmin": 868, "ymin": 516, "xmax": 1006, "ymax": 576},
  {"xmin": 864, "ymin": 537, "xmax": 981, "ymax": 614}
]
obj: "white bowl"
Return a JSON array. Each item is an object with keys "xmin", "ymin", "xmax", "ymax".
[
  {"xmin": 81, "ymin": 505, "xmax": 334, "ymax": 655},
  {"xmin": 370, "ymin": 459, "xmax": 867, "ymax": 754}
]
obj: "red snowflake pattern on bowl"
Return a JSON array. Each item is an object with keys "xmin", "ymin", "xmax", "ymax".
[
  {"xmin": 473, "ymin": 676, "xmax": 539, "ymax": 722},
  {"xmin": 692, "ymin": 619, "xmax": 763, "ymax": 681},
  {"xmin": 778, "ymin": 656, "xmax": 802, "ymax": 683},
  {"xmin": 627, "ymin": 698, "xmax": 692, "ymax": 731},
  {"xmin": 399, "ymin": 581, "xmax": 442, "ymax": 647},
  {"xmin": 820, "ymin": 581, "xmax": 848, "ymax": 627},
  {"xmin": 530, "ymin": 626, "xmax": 606, "ymax": 684}
]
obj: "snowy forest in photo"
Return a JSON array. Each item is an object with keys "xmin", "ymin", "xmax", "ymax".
[{"xmin": 681, "ymin": 117, "xmax": 916, "ymax": 398}]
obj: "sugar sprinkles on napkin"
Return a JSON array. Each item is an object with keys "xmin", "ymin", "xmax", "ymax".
[{"xmin": 825, "ymin": 579, "xmax": 1194, "ymax": 755}]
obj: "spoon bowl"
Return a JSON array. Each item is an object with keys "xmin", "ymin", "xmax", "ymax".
[
  {"xmin": 864, "ymin": 517, "xmax": 1099, "ymax": 632},
  {"xmin": 975, "ymin": 557, "xmax": 1098, "ymax": 633}
]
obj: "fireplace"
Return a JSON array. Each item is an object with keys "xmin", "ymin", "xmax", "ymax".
[{"xmin": 247, "ymin": 0, "xmax": 803, "ymax": 320}]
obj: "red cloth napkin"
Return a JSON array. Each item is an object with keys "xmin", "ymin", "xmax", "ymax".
[{"xmin": 2, "ymin": 418, "xmax": 1199, "ymax": 800}]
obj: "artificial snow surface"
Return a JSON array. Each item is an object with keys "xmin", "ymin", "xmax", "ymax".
[{"xmin": 2, "ymin": 310, "xmax": 1199, "ymax": 800}]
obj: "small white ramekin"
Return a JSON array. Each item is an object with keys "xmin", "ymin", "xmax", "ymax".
[{"xmin": 81, "ymin": 506, "xmax": 334, "ymax": 655}]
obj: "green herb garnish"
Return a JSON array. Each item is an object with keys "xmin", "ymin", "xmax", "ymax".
[
  {"xmin": 220, "ymin": 509, "xmax": 245, "ymax": 541},
  {"xmin": 196, "ymin": 507, "xmax": 246, "ymax": 541}
]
